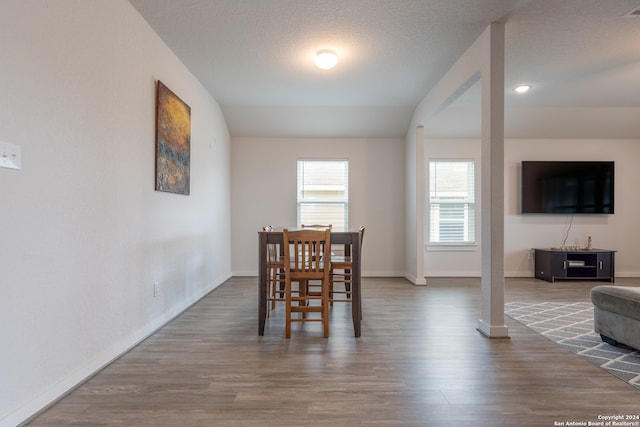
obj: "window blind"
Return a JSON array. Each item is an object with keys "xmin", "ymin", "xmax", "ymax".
[
  {"xmin": 429, "ymin": 160, "xmax": 475, "ymax": 243},
  {"xmin": 297, "ymin": 160, "xmax": 349, "ymax": 232}
]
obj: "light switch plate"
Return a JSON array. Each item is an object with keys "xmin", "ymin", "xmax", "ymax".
[{"xmin": 0, "ymin": 141, "xmax": 21, "ymax": 170}]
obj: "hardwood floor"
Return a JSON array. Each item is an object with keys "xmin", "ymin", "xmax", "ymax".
[{"xmin": 25, "ymin": 277, "xmax": 640, "ymax": 427}]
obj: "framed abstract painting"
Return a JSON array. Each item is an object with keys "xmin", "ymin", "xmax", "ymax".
[{"xmin": 155, "ymin": 80, "xmax": 191, "ymax": 195}]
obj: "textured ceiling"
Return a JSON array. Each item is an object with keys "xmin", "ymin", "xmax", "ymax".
[{"xmin": 128, "ymin": 0, "xmax": 640, "ymax": 139}]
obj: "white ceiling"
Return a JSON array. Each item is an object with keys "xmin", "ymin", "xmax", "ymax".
[{"xmin": 128, "ymin": 0, "xmax": 640, "ymax": 139}]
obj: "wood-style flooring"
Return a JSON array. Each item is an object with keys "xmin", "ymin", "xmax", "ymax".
[{"xmin": 24, "ymin": 277, "xmax": 640, "ymax": 427}]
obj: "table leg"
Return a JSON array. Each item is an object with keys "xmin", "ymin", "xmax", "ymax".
[
  {"xmin": 351, "ymin": 235, "xmax": 361, "ymax": 337},
  {"xmin": 258, "ymin": 233, "xmax": 267, "ymax": 335}
]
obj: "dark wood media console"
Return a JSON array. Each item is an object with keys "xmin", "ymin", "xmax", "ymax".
[{"xmin": 533, "ymin": 248, "xmax": 615, "ymax": 283}]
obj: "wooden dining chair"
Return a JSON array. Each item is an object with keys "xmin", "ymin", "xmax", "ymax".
[
  {"xmin": 299, "ymin": 224, "xmax": 332, "ymax": 300},
  {"xmin": 262, "ymin": 226, "xmax": 285, "ymax": 315},
  {"xmin": 283, "ymin": 228, "xmax": 331, "ymax": 338},
  {"xmin": 330, "ymin": 226, "xmax": 366, "ymax": 309}
]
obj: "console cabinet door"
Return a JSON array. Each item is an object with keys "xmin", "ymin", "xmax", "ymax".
[
  {"xmin": 597, "ymin": 252, "xmax": 612, "ymax": 279},
  {"xmin": 550, "ymin": 252, "xmax": 567, "ymax": 280}
]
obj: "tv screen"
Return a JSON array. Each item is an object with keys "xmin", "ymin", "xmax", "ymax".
[{"xmin": 521, "ymin": 161, "xmax": 614, "ymax": 214}]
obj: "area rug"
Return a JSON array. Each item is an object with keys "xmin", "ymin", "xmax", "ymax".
[{"xmin": 505, "ymin": 301, "xmax": 640, "ymax": 390}]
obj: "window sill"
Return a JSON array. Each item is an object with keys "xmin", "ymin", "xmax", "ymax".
[{"xmin": 426, "ymin": 243, "xmax": 477, "ymax": 252}]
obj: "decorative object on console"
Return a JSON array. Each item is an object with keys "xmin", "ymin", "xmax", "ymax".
[
  {"xmin": 566, "ymin": 260, "xmax": 585, "ymax": 267},
  {"xmin": 550, "ymin": 236, "xmax": 593, "ymax": 252}
]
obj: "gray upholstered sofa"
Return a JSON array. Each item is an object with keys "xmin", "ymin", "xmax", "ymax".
[{"xmin": 591, "ymin": 285, "xmax": 640, "ymax": 350}]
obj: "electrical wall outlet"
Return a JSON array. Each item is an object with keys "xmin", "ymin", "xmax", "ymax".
[
  {"xmin": 153, "ymin": 282, "xmax": 159, "ymax": 297},
  {"xmin": 0, "ymin": 141, "xmax": 21, "ymax": 170}
]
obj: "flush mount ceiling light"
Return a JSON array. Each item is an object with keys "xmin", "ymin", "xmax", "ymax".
[
  {"xmin": 513, "ymin": 85, "xmax": 532, "ymax": 94},
  {"xmin": 315, "ymin": 49, "xmax": 338, "ymax": 69}
]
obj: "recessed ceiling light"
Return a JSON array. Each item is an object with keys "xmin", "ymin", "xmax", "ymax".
[
  {"xmin": 315, "ymin": 49, "xmax": 338, "ymax": 69},
  {"xmin": 513, "ymin": 85, "xmax": 531, "ymax": 94}
]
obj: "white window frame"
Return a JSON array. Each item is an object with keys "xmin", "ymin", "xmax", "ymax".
[
  {"xmin": 297, "ymin": 159, "xmax": 349, "ymax": 231},
  {"xmin": 428, "ymin": 159, "xmax": 476, "ymax": 247}
]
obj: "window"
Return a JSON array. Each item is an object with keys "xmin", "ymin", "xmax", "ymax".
[
  {"xmin": 429, "ymin": 160, "xmax": 475, "ymax": 244},
  {"xmin": 297, "ymin": 160, "xmax": 349, "ymax": 231}
]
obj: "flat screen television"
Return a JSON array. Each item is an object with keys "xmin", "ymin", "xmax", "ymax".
[{"xmin": 521, "ymin": 161, "xmax": 614, "ymax": 214}]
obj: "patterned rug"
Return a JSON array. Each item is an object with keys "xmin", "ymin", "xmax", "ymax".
[{"xmin": 505, "ymin": 301, "xmax": 640, "ymax": 390}]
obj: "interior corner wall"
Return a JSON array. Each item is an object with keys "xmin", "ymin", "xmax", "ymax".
[
  {"xmin": 230, "ymin": 137, "xmax": 406, "ymax": 278},
  {"xmin": 0, "ymin": 1, "xmax": 232, "ymax": 425}
]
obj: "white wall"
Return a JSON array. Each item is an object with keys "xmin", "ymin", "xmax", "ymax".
[
  {"xmin": 423, "ymin": 138, "xmax": 640, "ymax": 278},
  {"xmin": 231, "ymin": 137, "xmax": 405, "ymax": 277},
  {"xmin": 0, "ymin": 1, "xmax": 232, "ymax": 425}
]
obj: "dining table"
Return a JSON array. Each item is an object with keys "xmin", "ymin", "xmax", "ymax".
[{"xmin": 257, "ymin": 227, "xmax": 363, "ymax": 337}]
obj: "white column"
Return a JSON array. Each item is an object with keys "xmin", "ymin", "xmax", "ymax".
[{"xmin": 476, "ymin": 22, "xmax": 509, "ymax": 338}]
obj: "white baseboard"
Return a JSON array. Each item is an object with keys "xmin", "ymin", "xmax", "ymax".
[
  {"xmin": 232, "ymin": 270, "xmax": 258, "ymax": 277},
  {"xmin": 425, "ymin": 271, "xmax": 481, "ymax": 278},
  {"xmin": 403, "ymin": 273, "xmax": 427, "ymax": 285},
  {"xmin": 614, "ymin": 271, "xmax": 640, "ymax": 278},
  {"xmin": 477, "ymin": 320, "xmax": 510, "ymax": 338}
]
